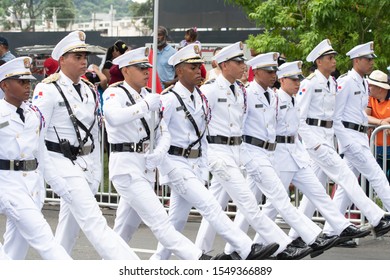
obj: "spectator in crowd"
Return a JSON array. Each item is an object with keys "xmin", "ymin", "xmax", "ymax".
[
  {"xmin": 206, "ymin": 47, "xmax": 222, "ymax": 81},
  {"xmin": 0, "ymin": 36, "xmax": 16, "ymax": 62},
  {"xmin": 156, "ymin": 26, "xmax": 177, "ymax": 89},
  {"xmin": 102, "ymin": 40, "xmax": 128, "ymax": 84},
  {"xmin": 43, "ymin": 57, "xmax": 59, "ymax": 77},
  {"xmin": 366, "ymin": 70, "xmax": 390, "ymax": 182},
  {"xmin": 179, "ymin": 27, "xmax": 200, "ymax": 49}
]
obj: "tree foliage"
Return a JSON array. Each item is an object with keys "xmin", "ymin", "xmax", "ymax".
[
  {"xmin": 229, "ymin": 0, "xmax": 390, "ymax": 73},
  {"xmin": 45, "ymin": 0, "xmax": 76, "ymax": 30},
  {"xmin": 129, "ymin": 0, "xmax": 153, "ymax": 30}
]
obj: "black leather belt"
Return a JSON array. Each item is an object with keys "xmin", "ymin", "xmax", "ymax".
[
  {"xmin": 242, "ymin": 135, "xmax": 277, "ymax": 151},
  {"xmin": 306, "ymin": 118, "xmax": 333, "ymax": 128},
  {"xmin": 342, "ymin": 121, "xmax": 368, "ymax": 133},
  {"xmin": 275, "ymin": 135, "xmax": 295, "ymax": 144},
  {"xmin": 206, "ymin": 135, "xmax": 242, "ymax": 146},
  {"xmin": 110, "ymin": 142, "xmax": 148, "ymax": 153},
  {"xmin": 45, "ymin": 141, "xmax": 93, "ymax": 156},
  {"xmin": 168, "ymin": 146, "xmax": 201, "ymax": 158},
  {"xmin": 0, "ymin": 158, "xmax": 38, "ymax": 171}
]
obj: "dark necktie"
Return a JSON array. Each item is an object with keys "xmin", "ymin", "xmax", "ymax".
[
  {"xmin": 362, "ymin": 80, "xmax": 366, "ymax": 91},
  {"xmin": 16, "ymin": 107, "xmax": 25, "ymax": 123},
  {"xmin": 327, "ymin": 80, "xmax": 330, "ymax": 90},
  {"xmin": 229, "ymin": 84, "xmax": 235, "ymax": 96},
  {"xmin": 264, "ymin": 91, "xmax": 270, "ymax": 104},
  {"xmin": 190, "ymin": 94, "xmax": 196, "ymax": 108},
  {"xmin": 291, "ymin": 96, "xmax": 295, "ymax": 106},
  {"xmin": 73, "ymin": 83, "xmax": 83, "ymax": 101}
]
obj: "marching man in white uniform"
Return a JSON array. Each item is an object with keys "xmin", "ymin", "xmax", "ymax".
[
  {"xmin": 294, "ymin": 39, "xmax": 390, "ymax": 240},
  {"xmin": 103, "ymin": 46, "xmax": 214, "ymax": 260},
  {"xmin": 195, "ymin": 42, "xmax": 312, "ymax": 260},
  {"xmin": 224, "ymin": 55, "xmax": 368, "ymax": 258},
  {"xmin": 150, "ymin": 43, "xmax": 279, "ymax": 260},
  {"xmin": 247, "ymin": 61, "xmax": 371, "ymax": 249},
  {"xmin": 32, "ymin": 31, "xmax": 140, "ymax": 259},
  {"xmin": 0, "ymin": 57, "xmax": 72, "ymax": 259},
  {"xmin": 326, "ymin": 42, "xmax": 390, "ymax": 234}
]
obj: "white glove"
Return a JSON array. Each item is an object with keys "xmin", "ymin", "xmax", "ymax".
[
  {"xmin": 168, "ymin": 168, "xmax": 187, "ymax": 195},
  {"xmin": 245, "ymin": 160, "xmax": 262, "ymax": 183},
  {"xmin": 0, "ymin": 195, "xmax": 20, "ymax": 221},
  {"xmin": 50, "ymin": 179, "xmax": 72, "ymax": 204},
  {"xmin": 144, "ymin": 93, "xmax": 161, "ymax": 111},
  {"xmin": 315, "ymin": 145, "xmax": 337, "ymax": 166},
  {"xmin": 145, "ymin": 151, "xmax": 164, "ymax": 171},
  {"xmin": 347, "ymin": 143, "xmax": 366, "ymax": 162},
  {"xmin": 209, "ymin": 159, "xmax": 231, "ymax": 181}
]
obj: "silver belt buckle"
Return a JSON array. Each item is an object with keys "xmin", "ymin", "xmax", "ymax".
[
  {"xmin": 81, "ymin": 145, "xmax": 92, "ymax": 155},
  {"xmin": 143, "ymin": 142, "xmax": 149, "ymax": 153},
  {"xmin": 188, "ymin": 149, "xmax": 199, "ymax": 158},
  {"xmin": 10, "ymin": 159, "xmax": 14, "ymax": 171},
  {"xmin": 25, "ymin": 160, "xmax": 37, "ymax": 171}
]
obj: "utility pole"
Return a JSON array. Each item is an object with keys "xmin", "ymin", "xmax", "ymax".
[{"xmin": 52, "ymin": 7, "xmax": 57, "ymax": 31}]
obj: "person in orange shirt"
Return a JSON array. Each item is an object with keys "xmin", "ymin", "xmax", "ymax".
[{"xmin": 366, "ymin": 69, "xmax": 390, "ymax": 182}]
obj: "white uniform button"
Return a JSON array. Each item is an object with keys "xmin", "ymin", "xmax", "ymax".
[
  {"xmin": 23, "ymin": 173, "xmax": 27, "ymax": 177},
  {"xmin": 16, "ymin": 133, "xmax": 20, "ymax": 138},
  {"xmin": 230, "ymin": 123, "xmax": 233, "ymax": 127}
]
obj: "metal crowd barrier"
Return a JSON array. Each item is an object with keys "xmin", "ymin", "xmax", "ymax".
[{"xmin": 45, "ymin": 123, "xmax": 390, "ymax": 226}]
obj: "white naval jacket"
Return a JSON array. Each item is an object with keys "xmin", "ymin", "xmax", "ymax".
[
  {"xmin": 159, "ymin": 81, "xmax": 208, "ymax": 183},
  {"xmin": 296, "ymin": 69, "xmax": 337, "ymax": 150},
  {"xmin": 103, "ymin": 81, "xmax": 169, "ymax": 182},
  {"xmin": 200, "ymin": 75, "xmax": 246, "ymax": 167},
  {"xmin": 240, "ymin": 80, "xmax": 277, "ymax": 167},
  {"xmin": 333, "ymin": 69, "xmax": 370, "ymax": 153},
  {"xmin": 32, "ymin": 71, "xmax": 101, "ymax": 186},
  {"xmin": 274, "ymin": 89, "xmax": 310, "ymax": 171},
  {"xmin": 0, "ymin": 99, "xmax": 68, "ymax": 208}
]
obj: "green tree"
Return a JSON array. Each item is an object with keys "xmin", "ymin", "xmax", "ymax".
[
  {"xmin": 45, "ymin": 0, "xmax": 76, "ymax": 30},
  {"xmin": 129, "ymin": 0, "xmax": 153, "ymax": 30},
  {"xmin": 0, "ymin": 0, "xmax": 46, "ymax": 31},
  {"xmin": 229, "ymin": 0, "xmax": 390, "ymax": 73}
]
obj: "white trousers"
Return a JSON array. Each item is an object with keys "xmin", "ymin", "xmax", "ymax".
[
  {"xmin": 224, "ymin": 164, "xmax": 322, "ymax": 254},
  {"xmin": 323, "ymin": 144, "xmax": 390, "ymax": 234},
  {"xmin": 195, "ymin": 164, "xmax": 292, "ymax": 255},
  {"xmin": 150, "ymin": 168, "xmax": 254, "ymax": 260},
  {"xmin": 54, "ymin": 176, "xmax": 139, "ymax": 260},
  {"xmin": 2, "ymin": 183, "xmax": 71, "ymax": 260},
  {"xmin": 293, "ymin": 146, "xmax": 384, "ymax": 236},
  {"xmin": 112, "ymin": 174, "xmax": 202, "ymax": 260}
]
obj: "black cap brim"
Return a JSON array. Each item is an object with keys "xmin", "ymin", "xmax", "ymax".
[{"xmin": 229, "ymin": 55, "xmax": 247, "ymax": 62}]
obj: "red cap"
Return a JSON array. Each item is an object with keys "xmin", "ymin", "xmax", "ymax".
[{"xmin": 43, "ymin": 57, "xmax": 59, "ymax": 75}]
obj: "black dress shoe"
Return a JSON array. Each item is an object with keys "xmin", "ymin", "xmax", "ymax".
[
  {"xmin": 212, "ymin": 252, "xmax": 242, "ymax": 260},
  {"xmin": 199, "ymin": 253, "xmax": 213, "ymax": 260},
  {"xmin": 290, "ymin": 237, "xmax": 307, "ymax": 248},
  {"xmin": 276, "ymin": 244, "xmax": 313, "ymax": 260},
  {"xmin": 246, "ymin": 243, "xmax": 280, "ymax": 260},
  {"xmin": 374, "ymin": 218, "xmax": 390, "ymax": 237},
  {"xmin": 335, "ymin": 239, "xmax": 358, "ymax": 248},
  {"xmin": 338, "ymin": 225, "xmax": 371, "ymax": 242},
  {"xmin": 309, "ymin": 235, "xmax": 339, "ymax": 258}
]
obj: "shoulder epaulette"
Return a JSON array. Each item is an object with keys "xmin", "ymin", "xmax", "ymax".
[
  {"xmin": 109, "ymin": 81, "xmax": 124, "ymax": 88},
  {"xmin": 81, "ymin": 78, "xmax": 95, "ymax": 88},
  {"xmin": 306, "ymin": 73, "xmax": 316, "ymax": 80},
  {"xmin": 144, "ymin": 87, "xmax": 152, "ymax": 93},
  {"xmin": 161, "ymin": 85, "xmax": 174, "ymax": 95},
  {"xmin": 338, "ymin": 73, "xmax": 347, "ymax": 79},
  {"xmin": 204, "ymin": 78, "xmax": 216, "ymax": 85},
  {"xmin": 42, "ymin": 73, "xmax": 60, "ymax": 84}
]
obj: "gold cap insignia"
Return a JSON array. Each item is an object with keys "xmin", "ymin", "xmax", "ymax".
[
  {"xmin": 370, "ymin": 42, "xmax": 374, "ymax": 51},
  {"xmin": 78, "ymin": 31, "xmax": 86, "ymax": 41},
  {"xmin": 23, "ymin": 58, "xmax": 31, "ymax": 68},
  {"xmin": 273, "ymin": 53, "xmax": 279, "ymax": 61},
  {"xmin": 239, "ymin": 42, "xmax": 244, "ymax": 50},
  {"xmin": 327, "ymin": 39, "xmax": 331, "ymax": 46},
  {"xmin": 194, "ymin": 44, "xmax": 200, "ymax": 54},
  {"xmin": 145, "ymin": 47, "xmax": 150, "ymax": 57},
  {"xmin": 297, "ymin": 61, "xmax": 302, "ymax": 69}
]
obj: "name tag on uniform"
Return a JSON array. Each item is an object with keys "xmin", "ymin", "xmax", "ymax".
[
  {"xmin": 255, "ymin": 104, "xmax": 263, "ymax": 108},
  {"xmin": 354, "ymin": 91, "xmax": 361, "ymax": 95},
  {"xmin": 58, "ymin": 102, "xmax": 66, "ymax": 107},
  {"xmin": 315, "ymin": 89, "xmax": 322, "ymax": 92},
  {"xmin": 280, "ymin": 105, "xmax": 287, "ymax": 110},
  {"xmin": 218, "ymin": 98, "xmax": 227, "ymax": 102},
  {"xmin": 0, "ymin": 121, "xmax": 9, "ymax": 129},
  {"xmin": 176, "ymin": 106, "xmax": 184, "ymax": 111}
]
